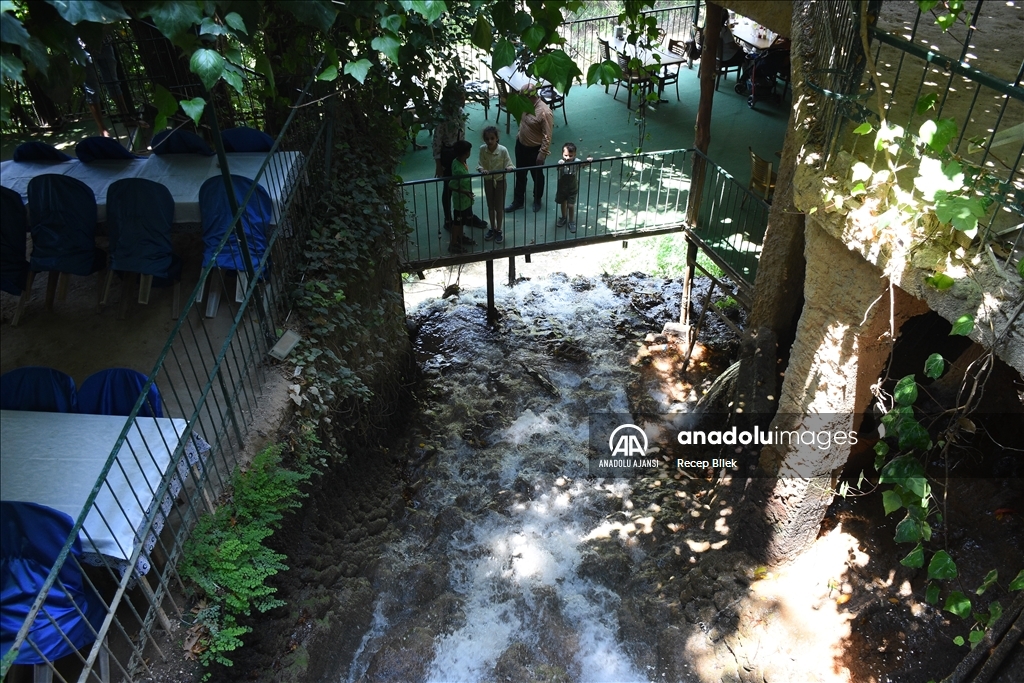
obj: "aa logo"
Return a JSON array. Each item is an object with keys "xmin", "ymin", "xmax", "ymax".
[{"xmin": 608, "ymin": 424, "xmax": 648, "ymax": 458}]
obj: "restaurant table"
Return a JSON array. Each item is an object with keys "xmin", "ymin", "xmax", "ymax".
[
  {"xmin": 496, "ymin": 61, "xmax": 545, "ymax": 92},
  {"xmin": 730, "ymin": 18, "xmax": 778, "ymax": 54},
  {"xmin": 0, "ymin": 150, "xmax": 303, "ymax": 224},
  {"xmin": 0, "ymin": 409, "xmax": 210, "ymax": 579},
  {"xmin": 603, "ymin": 36, "xmax": 689, "ymax": 101}
]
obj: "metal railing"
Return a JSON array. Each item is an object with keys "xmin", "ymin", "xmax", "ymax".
[
  {"xmin": 2, "ymin": 79, "xmax": 332, "ymax": 683},
  {"xmin": 805, "ymin": 0, "xmax": 1023, "ymax": 268}
]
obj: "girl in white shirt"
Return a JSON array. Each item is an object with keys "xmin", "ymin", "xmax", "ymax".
[{"xmin": 477, "ymin": 126, "xmax": 515, "ymax": 243}]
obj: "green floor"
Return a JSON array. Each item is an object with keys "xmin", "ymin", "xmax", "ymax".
[{"xmin": 396, "ymin": 65, "xmax": 790, "ymax": 191}]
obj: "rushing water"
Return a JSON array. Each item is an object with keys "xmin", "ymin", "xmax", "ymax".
[{"xmin": 344, "ymin": 273, "xmax": 673, "ymax": 682}]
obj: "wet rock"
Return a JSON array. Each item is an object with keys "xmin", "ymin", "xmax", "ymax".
[
  {"xmin": 432, "ymin": 507, "xmax": 467, "ymax": 538},
  {"xmin": 399, "ymin": 563, "xmax": 449, "ymax": 605},
  {"xmin": 363, "ymin": 625, "xmax": 435, "ymax": 681}
]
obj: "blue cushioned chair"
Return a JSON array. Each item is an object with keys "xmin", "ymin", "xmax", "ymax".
[
  {"xmin": 1, "ymin": 187, "xmax": 31, "ymax": 321},
  {"xmin": 197, "ymin": 175, "xmax": 272, "ymax": 317},
  {"xmin": 12, "ymin": 142, "xmax": 73, "ymax": 163},
  {"xmin": 221, "ymin": 127, "xmax": 274, "ymax": 153},
  {"xmin": 0, "ymin": 366, "xmax": 78, "ymax": 412},
  {"xmin": 26, "ymin": 174, "xmax": 107, "ymax": 312},
  {"xmin": 0, "ymin": 501, "xmax": 108, "ymax": 681},
  {"xmin": 78, "ymin": 368, "xmax": 163, "ymax": 418},
  {"xmin": 101, "ymin": 178, "xmax": 183, "ymax": 319},
  {"xmin": 75, "ymin": 137, "xmax": 141, "ymax": 163},
  {"xmin": 150, "ymin": 129, "xmax": 214, "ymax": 156}
]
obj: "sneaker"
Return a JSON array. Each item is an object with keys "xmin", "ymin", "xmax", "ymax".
[
  {"xmin": 568, "ymin": 221, "xmax": 577, "ymax": 233},
  {"xmin": 532, "ymin": 200, "xmax": 542, "ymax": 213},
  {"xmin": 505, "ymin": 200, "xmax": 523, "ymax": 212},
  {"xmin": 484, "ymin": 229, "xmax": 498, "ymax": 241},
  {"xmin": 493, "ymin": 231, "xmax": 504, "ymax": 244},
  {"xmin": 471, "ymin": 216, "xmax": 489, "ymax": 230},
  {"xmin": 556, "ymin": 216, "xmax": 567, "ymax": 228}
]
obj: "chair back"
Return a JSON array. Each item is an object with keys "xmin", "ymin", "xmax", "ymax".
[
  {"xmin": 199, "ymin": 175, "xmax": 273, "ymax": 272},
  {"xmin": 0, "ymin": 187, "xmax": 29, "ymax": 295},
  {"xmin": 151, "ymin": 129, "xmax": 214, "ymax": 156},
  {"xmin": 0, "ymin": 501, "xmax": 104, "ymax": 665},
  {"xmin": 493, "ymin": 76, "xmax": 511, "ymax": 105},
  {"xmin": 748, "ymin": 148, "xmax": 775, "ymax": 200},
  {"xmin": 12, "ymin": 142, "xmax": 72, "ymax": 163},
  {"xmin": 668, "ymin": 38, "xmax": 686, "ymax": 57},
  {"xmin": 78, "ymin": 367, "xmax": 163, "ymax": 418},
  {"xmin": 221, "ymin": 127, "xmax": 275, "ymax": 153},
  {"xmin": 598, "ymin": 38, "xmax": 612, "ymax": 62},
  {"xmin": 107, "ymin": 178, "xmax": 176, "ymax": 278},
  {"xmin": 75, "ymin": 137, "xmax": 140, "ymax": 163},
  {"xmin": 26, "ymin": 175, "xmax": 100, "ymax": 276},
  {"xmin": 0, "ymin": 366, "xmax": 78, "ymax": 413}
]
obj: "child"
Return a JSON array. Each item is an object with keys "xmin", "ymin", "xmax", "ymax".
[
  {"xmin": 477, "ymin": 126, "xmax": 515, "ymax": 244},
  {"xmin": 448, "ymin": 139, "xmax": 476, "ymax": 254},
  {"xmin": 555, "ymin": 142, "xmax": 593, "ymax": 234}
]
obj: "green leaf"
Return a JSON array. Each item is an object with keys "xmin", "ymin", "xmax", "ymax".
[
  {"xmin": 224, "ymin": 12, "xmax": 247, "ymax": 33},
  {"xmin": 283, "ymin": 0, "xmax": 339, "ymax": 33},
  {"xmin": 945, "ymin": 590, "xmax": 971, "ymax": 618},
  {"xmin": 936, "ymin": 13, "xmax": 956, "ymax": 30},
  {"xmin": 853, "ymin": 122, "xmax": 873, "ymax": 135},
  {"xmin": 950, "ymin": 315, "xmax": 974, "ymax": 336},
  {"xmin": 894, "ymin": 375, "xmax": 919, "ymax": 406},
  {"xmin": 917, "ymin": 0, "xmax": 940, "ymax": 10},
  {"xmin": 914, "ymin": 156, "xmax": 963, "ymax": 200},
  {"xmin": 343, "ymin": 59, "xmax": 372, "ymax": 84},
  {"xmin": 533, "ymin": 50, "xmax": 579, "ymax": 94},
  {"xmin": 923, "ymin": 354, "xmax": 945, "ymax": 380},
  {"xmin": 925, "ymin": 273, "xmax": 954, "ymax": 291},
  {"xmin": 180, "ymin": 97, "xmax": 206, "ymax": 127},
  {"xmin": 895, "ymin": 514, "xmax": 924, "ymax": 543},
  {"xmin": 915, "ymin": 93, "xmax": 939, "ymax": 115},
  {"xmin": 935, "ymin": 196, "xmax": 987, "ymax": 231},
  {"xmin": 48, "ymin": 0, "xmax": 130, "ymax": 24},
  {"xmin": 926, "ymin": 582, "xmax": 940, "ymax": 604},
  {"xmin": 380, "ymin": 13, "xmax": 403, "ymax": 33},
  {"xmin": 880, "ymin": 455, "xmax": 929, "ymax": 497},
  {"xmin": 953, "ymin": 635, "xmax": 965, "ymax": 646},
  {"xmin": 0, "ymin": 52, "xmax": 25, "ymax": 84},
  {"xmin": 254, "ymin": 54, "xmax": 276, "ymax": 91},
  {"xmin": 587, "ymin": 60, "xmax": 622, "ymax": 87},
  {"xmin": 471, "ymin": 14, "xmax": 492, "ymax": 50},
  {"xmin": 968, "ymin": 630, "xmax": 984, "ymax": 647},
  {"xmin": 522, "ymin": 24, "xmax": 546, "ymax": 52},
  {"xmin": 151, "ymin": 84, "xmax": 179, "ymax": 133},
  {"xmin": 140, "ymin": 1, "xmax": 203, "ymax": 38},
  {"xmin": 0, "ymin": 13, "xmax": 48, "ymax": 72},
  {"xmin": 874, "ymin": 448, "xmax": 886, "ymax": 472},
  {"xmin": 919, "ymin": 117, "xmax": 958, "ymax": 154},
  {"xmin": 371, "ymin": 33, "xmax": 401, "ymax": 63},
  {"xmin": 901, "ymin": 543, "xmax": 924, "ymax": 568},
  {"xmin": 883, "ymin": 489, "xmax": 903, "ymax": 516},
  {"xmin": 199, "ymin": 17, "xmax": 228, "ymax": 37},
  {"xmin": 317, "ymin": 64, "xmax": 338, "ymax": 81},
  {"xmin": 491, "ymin": 38, "xmax": 517, "ymax": 72},
  {"xmin": 409, "ymin": 0, "xmax": 446, "ymax": 24},
  {"xmin": 874, "ymin": 440, "xmax": 890, "ymax": 457},
  {"xmin": 1009, "ymin": 569, "xmax": 1024, "ymax": 591},
  {"xmin": 190, "ymin": 48, "xmax": 225, "ymax": 91},
  {"xmin": 898, "ymin": 419, "xmax": 932, "ymax": 452},
  {"xmin": 928, "ymin": 550, "xmax": 958, "ymax": 580},
  {"xmin": 221, "ymin": 64, "xmax": 244, "ymax": 94}
]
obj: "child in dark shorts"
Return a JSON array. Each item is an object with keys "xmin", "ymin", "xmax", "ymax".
[{"xmin": 554, "ymin": 142, "xmax": 592, "ymax": 234}]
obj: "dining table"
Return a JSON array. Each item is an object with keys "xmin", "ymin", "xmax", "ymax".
[
  {"xmin": 730, "ymin": 18, "xmax": 779, "ymax": 54},
  {"xmin": 602, "ymin": 35, "xmax": 689, "ymax": 101},
  {"xmin": 0, "ymin": 409, "xmax": 210, "ymax": 579},
  {"xmin": 0, "ymin": 150, "xmax": 304, "ymax": 225},
  {"xmin": 495, "ymin": 59, "xmax": 547, "ymax": 92}
]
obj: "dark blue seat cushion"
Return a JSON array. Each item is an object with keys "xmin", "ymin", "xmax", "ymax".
[
  {"xmin": 75, "ymin": 137, "xmax": 141, "ymax": 163},
  {"xmin": 78, "ymin": 368, "xmax": 163, "ymax": 418},
  {"xmin": 107, "ymin": 178, "xmax": 178, "ymax": 279},
  {"xmin": 221, "ymin": 127, "xmax": 275, "ymax": 153},
  {"xmin": 12, "ymin": 142, "xmax": 72, "ymax": 163},
  {"xmin": 0, "ymin": 366, "xmax": 78, "ymax": 413},
  {"xmin": 151, "ymin": 129, "xmax": 214, "ymax": 156},
  {"xmin": 0, "ymin": 187, "xmax": 29, "ymax": 295}
]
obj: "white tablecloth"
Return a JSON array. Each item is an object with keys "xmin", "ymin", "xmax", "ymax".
[
  {"xmin": 0, "ymin": 151, "xmax": 303, "ymax": 224},
  {"xmin": 0, "ymin": 410, "xmax": 210, "ymax": 578}
]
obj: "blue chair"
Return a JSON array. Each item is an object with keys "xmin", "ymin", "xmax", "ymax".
[
  {"xmin": 101, "ymin": 178, "xmax": 183, "ymax": 319},
  {"xmin": 26, "ymin": 174, "xmax": 107, "ymax": 312},
  {"xmin": 0, "ymin": 366, "xmax": 78, "ymax": 412},
  {"xmin": 150, "ymin": 129, "xmax": 214, "ymax": 156},
  {"xmin": 221, "ymin": 127, "xmax": 274, "ymax": 153},
  {"xmin": 1, "ymin": 187, "xmax": 32, "ymax": 326},
  {"xmin": 12, "ymin": 142, "xmax": 72, "ymax": 163},
  {"xmin": 198, "ymin": 175, "xmax": 272, "ymax": 317},
  {"xmin": 78, "ymin": 368, "xmax": 163, "ymax": 418},
  {"xmin": 0, "ymin": 501, "xmax": 108, "ymax": 680},
  {"xmin": 75, "ymin": 137, "xmax": 141, "ymax": 163}
]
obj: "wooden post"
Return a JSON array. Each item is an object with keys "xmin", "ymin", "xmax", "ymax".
[
  {"xmin": 486, "ymin": 259, "xmax": 496, "ymax": 325},
  {"xmin": 508, "ymin": 256, "xmax": 516, "ymax": 286}
]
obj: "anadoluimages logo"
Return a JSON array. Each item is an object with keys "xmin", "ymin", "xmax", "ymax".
[{"xmin": 608, "ymin": 423, "xmax": 648, "ymax": 457}]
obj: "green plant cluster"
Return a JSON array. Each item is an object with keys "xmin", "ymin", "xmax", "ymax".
[{"xmin": 181, "ymin": 445, "xmax": 313, "ymax": 676}]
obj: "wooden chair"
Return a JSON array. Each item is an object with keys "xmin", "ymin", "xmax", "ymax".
[
  {"xmin": 492, "ymin": 76, "xmax": 513, "ymax": 134},
  {"xmin": 598, "ymin": 39, "xmax": 614, "ymax": 93},
  {"xmin": 539, "ymin": 85, "xmax": 568, "ymax": 126},
  {"xmin": 613, "ymin": 51, "xmax": 654, "ymax": 110},
  {"xmin": 659, "ymin": 39, "xmax": 686, "ymax": 101},
  {"xmin": 716, "ymin": 36, "xmax": 746, "ymax": 91},
  {"xmin": 747, "ymin": 147, "xmax": 777, "ymax": 203},
  {"xmin": 464, "ymin": 79, "xmax": 491, "ymax": 119}
]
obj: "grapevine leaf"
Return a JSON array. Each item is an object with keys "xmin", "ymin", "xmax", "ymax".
[
  {"xmin": 179, "ymin": 97, "xmax": 206, "ymax": 127},
  {"xmin": 968, "ymin": 630, "xmax": 984, "ymax": 647},
  {"xmin": 926, "ymin": 582, "xmax": 940, "ymax": 605},
  {"xmin": 343, "ymin": 59, "xmax": 372, "ymax": 84},
  {"xmin": 894, "ymin": 375, "xmax": 919, "ymax": 406},
  {"xmin": 950, "ymin": 315, "xmax": 974, "ymax": 336},
  {"xmin": 900, "ymin": 543, "xmax": 924, "ymax": 568},
  {"xmin": 883, "ymin": 489, "xmax": 903, "ymax": 516},
  {"xmin": 925, "ymin": 273, "xmax": 954, "ymax": 290},
  {"xmin": 1009, "ymin": 569, "xmax": 1024, "ymax": 591},
  {"xmin": 895, "ymin": 514, "xmax": 924, "ymax": 543},
  {"xmin": 944, "ymin": 590, "xmax": 971, "ymax": 618},
  {"xmin": 976, "ymin": 569, "xmax": 998, "ymax": 595},
  {"xmin": 190, "ymin": 48, "xmax": 225, "ymax": 91},
  {"xmin": 927, "ymin": 550, "xmax": 958, "ymax": 580},
  {"xmin": 924, "ymin": 353, "xmax": 945, "ymax": 379}
]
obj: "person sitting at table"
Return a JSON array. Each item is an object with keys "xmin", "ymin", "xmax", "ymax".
[
  {"xmin": 719, "ymin": 14, "xmax": 746, "ymax": 72},
  {"xmin": 505, "ymin": 85, "xmax": 553, "ymax": 214},
  {"xmin": 433, "ymin": 80, "xmax": 487, "ymax": 234}
]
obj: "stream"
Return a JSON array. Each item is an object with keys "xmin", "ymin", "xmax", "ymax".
[{"xmin": 344, "ymin": 272, "xmax": 720, "ymax": 682}]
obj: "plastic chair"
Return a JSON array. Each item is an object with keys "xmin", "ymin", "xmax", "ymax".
[
  {"xmin": 0, "ymin": 501, "xmax": 109, "ymax": 682},
  {"xmin": 78, "ymin": 368, "xmax": 163, "ymax": 418},
  {"xmin": 75, "ymin": 137, "xmax": 141, "ymax": 163},
  {"xmin": 101, "ymin": 178, "xmax": 183, "ymax": 320},
  {"xmin": 26, "ymin": 175, "xmax": 107, "ymax": 314},
  {"xmin": 748, "ymin": 147, "xmax": 777, "ymax": 203},
  {"xmin": 197, "ymin": 175, "xmax": 273, "ymax": 317},
  {"xmin": 1, "ymin": 187, "xmax": 32, "ymax": 325},
  {"xmin": 614, "ymin": 51, "xmax": 654, "ymax": 110},
  {"xmin": 12, "ymin": 142, "xmax": 72, "ymax": 163},
  {"xmin": 221, "ymin": 127, "xmax": 274, "ymax": 153},
  {"xmin": 0, "ymin": 366, "xmax": 78, "ymax": 413},
  {"xmin": 539, "ymin": 85, "xmax": 568, "ymax": 126},
  {"xmin": 492, "ymin": 76, "xmax": 513, "ymax": 134},
  {"xmin": 150, "ymin": 129, "xmax": 214, "ymax": 156}
]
